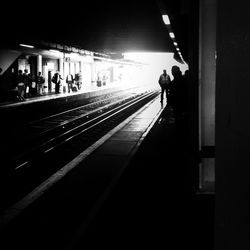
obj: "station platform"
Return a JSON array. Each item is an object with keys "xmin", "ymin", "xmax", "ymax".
[
  {"xmin": 0, "ymin": 85, "xmax": 123, "ymax": 109},
  {"xmin": 0, "ymin": 95, "xmax": 214, "ymax": 250}
]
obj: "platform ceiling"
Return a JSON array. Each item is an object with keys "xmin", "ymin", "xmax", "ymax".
[{"xmin": 1, "ymin": 0, "xmax": 189, "ymax": 62}]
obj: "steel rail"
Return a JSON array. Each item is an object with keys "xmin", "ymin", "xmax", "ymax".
[{"xmin": 13, "ymin": 90, "xmax": 158, "ymax": 170}]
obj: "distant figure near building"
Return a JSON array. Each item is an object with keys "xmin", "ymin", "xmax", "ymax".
[
  {"xmin": 102, "ymin": 74, "xmax": 108, "ymax": 86},
  {"xmin": 75, "ymin": 71, "xmax": 82, "ymax": 90},
  {"xmin": 97, "ymin": 74, "xmax": 102, "ymax": 87},
  {"xmin": 66, "ymin": 73, "xmax": 74, "ymax": 93},
  {"xmin": 158, "ymin": 69, "xmax": 171, "ymax": 105},
  {"xmin": 52, "ymin": 71, "xmax": 63, "ymax": 94},
  {"xmin": 16, "ymin": 70, "xmax": 25, "ymax": 101},
  {"xmin": 23, "ymin": 69, "xmax": 30, "ymax": 98},
  {"xmin": 36, "ymin": 72, "xmax": 45, "ymax": 95},
  {"xmin": 8, "ymin": 68, "xmax": 19, "ymax": 101},
  {"xmin": 28, "ymin": 73, "xmax": 36, "ymax": 96}
]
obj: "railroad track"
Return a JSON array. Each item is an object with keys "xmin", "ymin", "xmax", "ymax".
[{"xmin": 1, "ymin": 89, "xmax": 160, "ymax": 211}]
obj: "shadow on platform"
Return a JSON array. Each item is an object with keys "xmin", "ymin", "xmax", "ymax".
[{"xmin": 65, "ymin": 106, "xmax": 214, "ymax": 250}]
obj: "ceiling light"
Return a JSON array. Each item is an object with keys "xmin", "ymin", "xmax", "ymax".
[
  {"xmin": 19, "ymin": 44, "xmax": 34, "ymax": 48},
  {"xmin": 162, "ymin": 15, "xmax": 170, "ymax": 25},
  {"xmin": 169, "ymin": 32, "xmax": 175, "ymax": 39}
]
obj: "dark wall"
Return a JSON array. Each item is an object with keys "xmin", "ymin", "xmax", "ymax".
[
  {"xmin": 186, "ymin": 0, "xmax": 200, "ymax": 190},
  {"xmin": 215, "ymin": 1, "xmax": 250, "ymax": 249},
  {"xmin": 0, "ymin": 60, "xmax": 18, "ymax": 99}
]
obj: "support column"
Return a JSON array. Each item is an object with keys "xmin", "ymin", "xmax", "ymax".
[
  {"xmin": 59, "ymin": 58, "xmax": 63, "ymax": 77},
  {"xmin": 59, "ymin": 58, "xmax": 64, "ymax": 93},
  {"xmin": 198, "ymin": 0, "xmax": 216, "ymax": 192},
  {"xmin": 37, "ymin": 55, "xmax": 42, "ymax": 74}
]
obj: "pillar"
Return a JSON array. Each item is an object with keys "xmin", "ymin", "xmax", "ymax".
[
  {"xmin": 198, "ymin": 0, "xmax": 216, "ymax": 192},
  {"xmin": 37, "ymin": 55, "xmax": 42, "ymax": 74}
]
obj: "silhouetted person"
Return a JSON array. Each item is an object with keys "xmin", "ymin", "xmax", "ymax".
[
  {"xmin": 9, "ymin": 68, "xmax": 19, "ymax": 101},
  {"xmin": 36, "ymin": 71, "xmax": 45, "ymax": 95},
  {"xmin": 158, "ymin": 69, "xmax": 171, "ymax": 105},
  {"xmin": 23, "ymin": 69, "xmax": 30, "ymax": 98},
  {"xmin": 102, "ymin": 74, "xmax": 108, "ymax": 86},
  {"xmin": 97, "ymin": 74, "xmax": 102, "ymax": 87},
  {"xmin": 66, "ymin": 73, "xmax": 74, "ymax": 93},
  {"xmin": 16, "ymin": 69, "xmax": 25, "ymax": 101},
  {"xmin": 28, "ymin": 73, "xmax": 36, "ymax": 96},
  {"xmin": 170, "ymin": 65, "xmax": 187, "ymax": 130},
  {"xmin": 52, "ymin": 71, "xmax": 63, "ymax": 94},
  {"xmin": 75, "ymin": 71, "xmax": 82, "ymax": 90}
]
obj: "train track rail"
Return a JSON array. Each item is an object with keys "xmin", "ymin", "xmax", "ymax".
[
  {"xmin": 4, "ymin": 88, "xmax": 151, "ymax": 167},
  {"xmin": 1, "ymin": 89, "xmax": 159, "ymax": 211}
]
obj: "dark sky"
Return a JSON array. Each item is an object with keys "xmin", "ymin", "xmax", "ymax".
[{"xmin": 2, "ymin": 0, "xmax": 188, "ymax": 59}]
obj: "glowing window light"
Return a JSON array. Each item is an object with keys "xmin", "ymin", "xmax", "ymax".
[
  {"xmin": 49, "ymin": 49, "xmax": 63, "ymax": 58},
  {"xmin": 169, "ymin": 32, "xmax": 175, "ymax": 39},
  {"xmin": 19, "ymin": 44, "xmax": 34, "ymax": 48},
  {"xmin": 49, "ymin": 49, "xmax": 59, "ymax": 53},
  {"xmin": 123, "ymin": 51, "xmax": 189, "ymax": 85},
  {"xmin": 162, "ymin": 15, "xmax": 170, "ymax": 25}
]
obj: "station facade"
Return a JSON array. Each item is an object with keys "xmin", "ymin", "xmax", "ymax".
[{"xmin": 0, "ymin": 41, "xmax": 143, "ymax": 99}]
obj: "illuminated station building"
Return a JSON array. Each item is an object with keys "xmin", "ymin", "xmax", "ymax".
[
  {"xmin": 0, "ymin": 41, "xmax": 152, "ymax": 98},
  {"xmin": 0, "ymin": 38, "xmax": 189, "ymax": 102}
]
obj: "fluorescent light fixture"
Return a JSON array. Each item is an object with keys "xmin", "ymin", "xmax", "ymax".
[
  {"xmin": 19, "ymin": 44, "xmax": 34, "ymax": 48},
  {"xmin": 176, "ymin": 48, "xmax": 180, "ymax": 51},
  {"xmin": 162, "ymin": 15, "xmax": 170, "ymax": 25},
  {"xmin": 169, "ymin": 32, "xmax": 175, "ymax": 39},
  {"xmin": 173, "ymin": 42, "xmax": 178, "ymax": 46}
]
